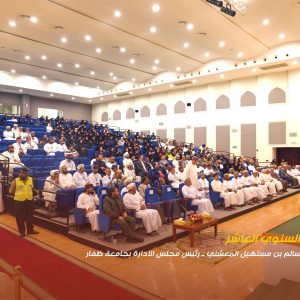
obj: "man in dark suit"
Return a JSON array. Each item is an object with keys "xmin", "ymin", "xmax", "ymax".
[
  {"xmin": 103, "ymin": 187, "xmax": 144, "ymax": 243},
  {"xmin": 135, "ymin": 155, "xmax": 149, "ymax": 177}
]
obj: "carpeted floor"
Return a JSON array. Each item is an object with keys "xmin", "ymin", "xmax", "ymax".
[
  {"xmin": 156, "ymin": 228, "xmax": 251, "ymax": 264},
  {"xmin": 0, "ymin": 227, "xmax": 142, "ymax": 300},
  {"xmin": 267, "ymin": 215, "xmax": 300, "ymax": 236}
]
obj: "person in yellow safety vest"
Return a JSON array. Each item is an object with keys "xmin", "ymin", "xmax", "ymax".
[{"xmin": 9, "ymin": 168, "xmax": 39, "ymax": 238}]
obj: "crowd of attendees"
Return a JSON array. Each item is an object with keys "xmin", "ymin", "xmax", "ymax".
[{"xmin": 1, "ymin": 114, "xmax": 300, "ymax": 242}]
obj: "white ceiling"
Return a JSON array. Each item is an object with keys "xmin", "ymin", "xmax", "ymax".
[{"xmin": 0, "ymin": 0, "xmax": 300, "ymax": 103}]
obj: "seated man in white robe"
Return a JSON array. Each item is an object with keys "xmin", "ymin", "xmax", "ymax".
[
  {"xmin": 182, "ymin": 178, "xmax": 214, "ymax": 213},
  {"xmin": 43, "ymin": 170, "xmax": 60, "ymax": 210},
  {"xmin": 198, "ymin": 172, "xmax": 209, "ymax": 198},
  {"xmin": 222, "ymin": 173, "xmax": 245, "ymax": 206},
  {"xmin": 44, "ymin": 137, "xmax": 58, "ymax": 156},
  {"xmin": 3, "ymin": 126, "xmax": 15, "ymax": 140},
  {"xmin": 56, "ymin": 139, "xmax": 68, "ymax": 152},
  {"xmin": 77, "ymin": 183, "xmax": 100, "ymax": 232},
  {"xmin": 250, "ymin": 171, "xmax": 271, "ymax": 201},
  {"xmin": 59, "ymin": 165, "xmax": 76, "ymax": 189},
  {"xmin": 88, "ymin": 165, "xmax": 102, "ymax": 187},
  {"xmin": 24, "ymin": 136, "xmax": 38, "ymax": 150},
  {"xmin": 1, "ymin": 145, "xmax": 23, "ymax": 175},
  {"xmin": 168, "ymin": 166, "xmax": 181, "ymax": 189},
  {"xmin": 124, "ymin": 164, "xmax": 137, "ymax": 183},
  {"xmin": 238, "ymin": 171, "xmax": 259, "ymax": 204},
  {"xmin": 286, "ymin": 165, "xmax": 300, "ymax": 185},
  {"xmin": 13, "ymin": 137, "xmax": 27, "ymax": 156},
  {"xmin": 73, "ymin": 164, "xmax": 89, "ymax": 188},
  {"xmin": 123, "ymin": 183, "xmax": 162, "ymax": 235},
  {"xmin": 259, "ymin": 169, "xmax": 280, "ymax": 196},
  {"xmin": 211, "ymin": 173, "xmax": 237, "ymax": 210},
  {"xmin": 60, "ymin": 154, "xmax": 76, "ymax": 172}
]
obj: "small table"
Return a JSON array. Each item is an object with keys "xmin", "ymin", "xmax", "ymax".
[{"xmin": 173, "ymin": 218, "xmax": 218, "ymax": 247}]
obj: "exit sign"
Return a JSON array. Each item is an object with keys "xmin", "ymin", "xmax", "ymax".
[{"xmin": 232, "ymin": 146, "xmax": 237, "ymax": 149}]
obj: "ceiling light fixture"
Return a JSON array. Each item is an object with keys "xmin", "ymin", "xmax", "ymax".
[
  {"xmin": 72, "ymin": 97, "xmax": 75, "ymax": 100},
  {"xmin": 42, "ymin": 75, "xmax": 47, "ymax": 79},
  {"xmin": 61, "ymin": 37, "xmax": 67, "ymax": 43},
  {"xmin": 279, "ymin": 33, "xmax": 286, "ymax": 39},
  {"xmin": 19, "ymin": 89, "xmax": 23, "ymax": 92},
  {"xmin": 219, "ymin": 41, "xmax": 225, "ymax": 47},
  {"xmin": 50, "ymin": 93, "xmax": 54, "ymax": 97},
  {"xmin": 96, "ymin": 48, "xmax": 102, "ymax": 53},
  {"xmin": 11, "ymin": 69, "xmax": 16, "ymax": 73},
  {"xmin": 150, "ymin": 26, "xmax": 157, "ymax": 33},
  {"xmin": 262, "ymin": 19, "xmax": 270, "ymax": 26},
  {"xmin": 152, "ymin": 66, "xmax": 157, "ymax": 70},
  {"xmin": 9, "ymin": 20, "xmax": 16, "ymax": 27},
  {"xmin": 109, "ymin": 72, "xmax": 114, "ymax": 76},
  {"xmin": 41, "ymin": 55, "xmax": 47, "ymax": 60},
  {"xmin": 75, "ymin": 82, "xmax": 79, "ymax": 85},
  {"xmin": 183, "ymin": 42, "xmax": 190, "ymax": 48},
  {"xmin": 186, "ymin": 23, "xmax": 194, "ymax": 30},
  {"xmin": 154, "ymin": 59, "xmax": 160, "ymax": 64},
  {"xmin": 252, "ymin": 68, "xmax": 257, "ymax": 72},
  {"xmin": 88, "ymin": 99, "xmax": 92, "ymax": 103},
  {"xmin": 237, "ymin": 52, "xmax": 244, "ymax": 58},
  {"xmin": 114, "ymin": 10, "xmax": 121, "ymax": 17},
  {"xmin": 30, "ymin": 16, "xmax": 38, "ymax": 23},
  {"xmin": 90, "ymin": 71, "xmax": 95, "ymax": 75},
  {"xmin": 204, "ymin": 52, "xmax": 210, "ymax": 57},
  {"xmin": 113, "ymin": 76, "xmax": 117, "ymax": 80},
  {"xmin": 85, "ymin": 35, "xmax": 92, "ymax": 41},
  {"xmin": 130, "ymin": 58, "xmax": 135, "ymax": 64},
  {"xmin": 57, "ymin": 63, "xmax": 62, "ymax": 68},
  {"xmin": 120, "ymin": 47, "xmax": 126, "ymax": 53},
  {"xmin": 75, "ymin": 63, "xmax": 80, "ymax": 68},
  {"xmin": 132, "ymin": 78, "xmax": 136, "ymax": 82},
  {"xmin": 176, "ymin": 67, "xmax": 181, "ymax": 72},
  {"xmin": 152, "ymin": 4, "xmax": 160, "ymax": 12},
  {"xmin": 25, "ymin": 55, "xmax": 30, "ymax": 60}
]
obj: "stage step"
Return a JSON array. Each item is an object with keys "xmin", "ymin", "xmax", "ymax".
[{"xmin": 245, "ymin": 283, "xmax": 273, "ymax": 299}]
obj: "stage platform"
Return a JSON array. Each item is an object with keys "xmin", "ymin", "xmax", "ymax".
[{"xmin": 29, "ymin": 187, "xmax": 300, "ymax": 254}]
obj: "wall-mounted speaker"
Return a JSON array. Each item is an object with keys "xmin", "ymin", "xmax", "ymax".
[
  {"xmin": 187, "ymin": 103, "xmax": 191, "ymax": 107},
  {"xmin": 135, "ymin": 110, "xmax": 139, "ymax": 113}
]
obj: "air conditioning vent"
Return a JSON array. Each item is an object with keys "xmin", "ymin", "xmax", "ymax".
[
  {"xmin": 260, "ymin": 63, "xmax": 288, "ymax": 71},
  {"xmin": 174, "ymin": 81, "xmax": 193, "ymax": 86},
  {"xmin": 116, "ymin": 93, "xmax": 131, "ymax": 97}
]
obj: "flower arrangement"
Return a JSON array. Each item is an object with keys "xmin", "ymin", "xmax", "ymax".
[{"xmin": 188, "ymin": 213, "xmax": 203, "ymax": 224}]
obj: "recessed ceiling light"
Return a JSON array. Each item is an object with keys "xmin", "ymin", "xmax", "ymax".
[
  {"xmin": 150, "ymin": 26, "xmax": 157, "ymax": 33},
  {"xmin": 96, "ymin": 48, "xmax": 102, "ymax": 53},
  {"xmin": 113, "ymin": 76, "xmax": 117, "ymax": 80},
  {"xmin": 100, "ymin": 97, "xmax": 103, "ymax": 100},
  {"xmin": 114, "ymin": 10, "xmax": 121, "ymax": 17},
  {"xmin": 148, "ymin": 88, "xmax": 152, "ymax": 91},
  {"xmin": 176, "ymin": 67, "xmax": 181, "ymax": 72},
  {"xmin": 30, "ymin": 16, "xmax": 38, "ymax": 23},
  {"xmin": 85, "ymin": 35, "xmax": 92, "ymax": 41},
  {"xmin": 132, "ymin": 78, "xmax": 136, "ymax": 82},
  {"xmin": 279, "ymin": 33, "xmax": 286, "ymax": 39},
  {"xmin": 25, "ymin": 55, "xmax": 30, "ymax": 60},
  {"xmin": 109, "ymin": 72, "xmax": 114, "ymax": 76},
  {"xmin": 9, "ymin": 20, "xmax": 16, "ymax": 27},
  {"xmin": 41, "ymin": 55, "xmax": 47, "ymax": 60},
  {"xmin": 113, "ymin": 95, "xmax": 117, "ymax": 98},
  {"xmin": 50, "ymin": 93, "xmax": 54, "ymax": 97},
  {"xmin": 11, "ymin": 69, "xmax": 16, "ymax": 73},
  {"xmin": 154, "ymin": 59, "xmax": 160, "ymax": 65},
  {"xmin": 120, "ymin": 47, "xmax": 126, "ymax": 53},
  {"xmin": 61, "ymin": 37, "xmax": 67, "ymax": 43},
  {"xmin": 237, "ymin": 52, "xmax": 244, "ymax": 58},
  {"xmin": 152, "ymin": 4, "xmax": 160, "ymax": 12},
  {"xmin": 88, "ymin": 99, "xmax": 92, "ymax": 103},
  {"xmin": 42, "ymin": 75, "xmax": 47, "ymax": 79},
  {"xmin": 72, "ymin": 97, "xmax": 75, "ymax": 100},
  {"xmin": 152, "ymin": 66, "xmax": 157, "ymax": 70},
  {"xmin": 262, "ymin": 19, "xmax": 270, "ymax": 26},
  {"xmin": 97, "ymin": 86, "xmax": 100, "ymax": 89},
  {"xmin": 204, "ymin": 52, "xmax": 210, "ymax": 58},
  {"xmin": 57, "ymin": 63, "xmax": 62, "ymax": 68},
  {"xmin": 130, "ymin": 58, "xmax": 135, "ymax": 64},
  {"xmin": 19, "ymin": 89, "xmax": 23, "ymax": 92},
  {"xmin": 292, "ymin": 60, "xmax": 298, "ymax": 65},
  {"xmin": 75, "ymin": 82, "xmax": 79, "ymax": 85},
  {"xmin": 219, "ymin": 41, "xmax": 225, "ymax": 47},
  {"xmin": 186, "ymin": 23, "xmax": 194, "ymax": 30},
  {"xmin": 129, "ymin": 92, "xmax": 133, "ymax": 95},
  {"xmin": 252, "ymin": 68, "xmax": 257, "ymax": 72},
  {"xmin": 75, "ymin": 63, "xmax": 80, "ymax": 68},
  {"xmin": 192, "ymin": 79, "xmax": 196, "ymax": 83},
  {"xmin": 169, "ymin": 84, "xmax": 174, "ymax": 88},
  {"xmin": 183, "ymin": 42, "xmax": 190, "ymax": 48},
  {"xmin": 220, "ymin": 74, "xmax": 225, "ymax": 78},
  {"xmin": 90, "ymin": 70, "xmax": 95, "ymax": 75}
]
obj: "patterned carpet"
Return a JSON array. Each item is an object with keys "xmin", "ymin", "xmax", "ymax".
[{"xmin": 157, "ymin": 228, "xmax": 251, "ymax": 264}]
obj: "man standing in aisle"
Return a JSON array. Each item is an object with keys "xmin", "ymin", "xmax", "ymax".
[{"xmin": 9, "ymin": 169, "xmax": 39, "ymax": 237}]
